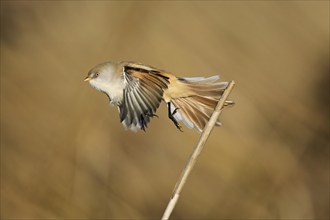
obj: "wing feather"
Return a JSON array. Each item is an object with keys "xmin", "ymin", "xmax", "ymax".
[{"xmin": 119, "ymin": 64, "xmax": 169, "ymax": 131}]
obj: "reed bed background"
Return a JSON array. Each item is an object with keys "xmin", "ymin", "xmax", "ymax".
[{"xmin": 1, "ymin": 1, "xmax": 329, "ymax": 219}]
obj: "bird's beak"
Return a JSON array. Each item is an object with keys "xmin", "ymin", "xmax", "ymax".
[{"xmin": 84, "ymin": 76, "xmax": 91, "ymax": 82}]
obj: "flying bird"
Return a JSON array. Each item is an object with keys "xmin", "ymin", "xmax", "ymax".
[{"xmin": 84, "ymin": 61, "xmax": 234, "ymax": 132}]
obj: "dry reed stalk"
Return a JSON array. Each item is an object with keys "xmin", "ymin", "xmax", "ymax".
[{"xmin": 161, "ymin": 81, "xmax": 236, "ymax": 220}]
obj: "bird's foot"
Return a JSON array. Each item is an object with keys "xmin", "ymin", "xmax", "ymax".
[
  {"xmin": 167, "ymin": 103, "xmax": 182, "ymax": 131},
  {"xmin": 169, "ymin": 114, "xmax": 182, "ymax": 131}
]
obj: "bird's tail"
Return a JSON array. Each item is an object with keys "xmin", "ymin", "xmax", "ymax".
[{"xmin": 168, "ymin": 76, "xmax": 234, "ymax": 132}]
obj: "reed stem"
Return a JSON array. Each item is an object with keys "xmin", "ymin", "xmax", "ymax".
[{"xmin": 161, "ymin": 81, "xmax": 235, "ymax": 220}]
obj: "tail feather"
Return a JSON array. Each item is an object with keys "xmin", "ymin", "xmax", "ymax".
[
  {"xmin": 169, "ymin": 76, "xmax": 234, "ymax": 132},
  {"xmin": 193, "ymin": 96, "xmax": 218, "ymax": 109},
  {"xmin": 180, "ymin": 98, "xmax": 208, "ymax": 130}
]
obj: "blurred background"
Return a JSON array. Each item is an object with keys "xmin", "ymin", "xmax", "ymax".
[{"xmin": 1, "ymin": 1, "xmax": 329, "ymax": 219}]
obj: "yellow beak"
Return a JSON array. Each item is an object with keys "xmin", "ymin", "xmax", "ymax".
[{"xmin": 84, "ymin": 76, "xmax": 91, "ymax": 82}]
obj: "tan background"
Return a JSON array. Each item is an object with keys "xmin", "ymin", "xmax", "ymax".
[{"xmin": 1, "ymin": 1, "xmax": 329, "ymax": 219}]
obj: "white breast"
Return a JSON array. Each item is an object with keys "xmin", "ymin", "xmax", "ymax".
[{"xmin": 89, "ymin": 77, "xmax": 125, "ymax": 105}]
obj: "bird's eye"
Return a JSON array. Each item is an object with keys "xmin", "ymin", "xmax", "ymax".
[{"xmin": 94, "ymin": 73, "xmax": 99, "ymax": 78}]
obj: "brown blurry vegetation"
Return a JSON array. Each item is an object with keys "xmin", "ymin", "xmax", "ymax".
[{"xmin": 0, "ymin": 1, "xmax": 329, "ymax": 219}]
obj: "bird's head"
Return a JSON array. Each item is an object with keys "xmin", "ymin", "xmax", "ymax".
[{"xmin": 84, "ymin": 61, "xmax": 119, "ymax": 92}]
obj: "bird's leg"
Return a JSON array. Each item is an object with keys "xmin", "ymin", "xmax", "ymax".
[
  {"xmin": 147, "ymin": 113, "xmax": 158, "ymax": 118},
  {"xmin": 139, "ymin": 112, "xmax": 159, "ymax": 132},
  {"xmin": 167, "ymin": 103, "xmax": 182, "ymax": 131}
]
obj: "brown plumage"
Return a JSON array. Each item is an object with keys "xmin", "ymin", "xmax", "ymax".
[{"xmin": 84, "ymin": 61, "xmax": 234, "ymax": 132}]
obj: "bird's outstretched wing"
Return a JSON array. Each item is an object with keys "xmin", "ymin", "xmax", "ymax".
[{"xmin": 119, "ymin": 63, "xmax": 170, "ymax": 131}]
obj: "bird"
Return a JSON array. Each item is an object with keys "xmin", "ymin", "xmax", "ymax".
[{"xmin": 84, "ymin": 61, "xmax": 234, "ymax": 132}]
